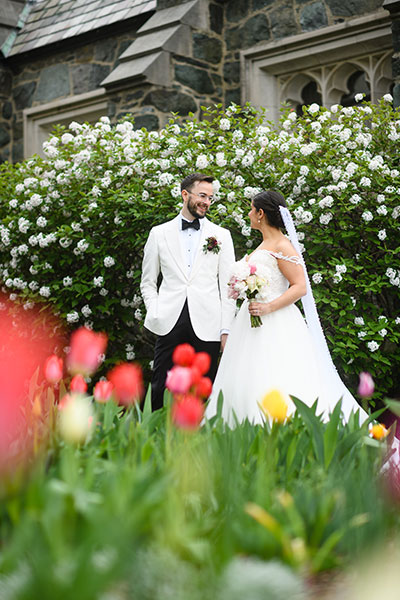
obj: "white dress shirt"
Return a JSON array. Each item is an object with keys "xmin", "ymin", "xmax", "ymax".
[
  {"xmin": 179, "ymin": 214, "xmax": 203, "ymax": 274},
  {"xmin": 180, "ymin": 214, "xmax": 228, "ymax": 336}
]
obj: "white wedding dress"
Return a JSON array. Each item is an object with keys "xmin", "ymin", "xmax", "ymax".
[{"xmin": 206, "ymin": 249, "xmax": 368, "ymax": 426}]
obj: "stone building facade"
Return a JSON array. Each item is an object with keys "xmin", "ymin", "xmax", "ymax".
[{"xmin": 0, "ymin": 0, "xmax": 399, "ymax": 164}]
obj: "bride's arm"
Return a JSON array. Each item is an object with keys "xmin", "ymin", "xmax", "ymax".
[{"xmin": 249, "ymin": 241, "xmax": 306, "ymax": 316}]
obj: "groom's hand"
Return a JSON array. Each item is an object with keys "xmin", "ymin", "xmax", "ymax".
[{"xmin": 220, "ymin": 333, "xmax": 228, "ymax": 352}]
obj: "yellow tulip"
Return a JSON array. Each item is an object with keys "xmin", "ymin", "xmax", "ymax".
[
  {"xmin": 369, "ymin": 423, "xmax": 388, "ymax": 440},
  {"xmin": 260, "ymin": 389, "xmax": 288, "ymax": 423}
]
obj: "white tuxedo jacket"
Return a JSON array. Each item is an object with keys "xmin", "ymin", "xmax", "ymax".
[{"xmin": 140, "ymin": 215, "xmax": 236, "ymax": 341}]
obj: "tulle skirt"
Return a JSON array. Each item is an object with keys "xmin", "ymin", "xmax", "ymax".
[{"xmin": 206, "ymin": 301, "xmax": 367, "ymax": 425}]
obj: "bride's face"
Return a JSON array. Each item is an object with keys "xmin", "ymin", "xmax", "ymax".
[{"xmin": 248, "ymin": 203, "xmax": 261, "ymax": 229}]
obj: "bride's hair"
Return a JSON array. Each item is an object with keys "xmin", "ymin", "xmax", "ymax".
[{"xmin": 252, "ymin": 190, "xmax": 287, "ymax": 229}]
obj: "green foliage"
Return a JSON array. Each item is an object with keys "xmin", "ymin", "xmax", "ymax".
[
  {"xmin": 0, "ymin": 99, "xmax": 399, "ymax": 399},
  {"xmin": 0, "ymin": 396, "xmax": 397, "ymax": 599}
]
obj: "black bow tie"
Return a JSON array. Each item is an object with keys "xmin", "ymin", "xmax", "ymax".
[{"xmin": 182, "ymin": 218, "xmax": 200, "ymax": 231}]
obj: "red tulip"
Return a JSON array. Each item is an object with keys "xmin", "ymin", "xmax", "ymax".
[
  {"xmin": 172, "ymin": 394, "xmax": 204, "ymax": 430},
  {"xmin": 358, "ymin": 372, "xmax": 374, "ymax": 398},
  {"xmin": 192, "ymin": 352, "xmax": 211, "ymax": 376},
  {"xmin": 44, "ymin": 355, "xmax": 63, "ymax": 384},
  {"xmin": 172, "ymin": 343, "xmax": 196, "ymax": 367},
  {"xmin": 70, "ymin": 374, "xmax": 87, "ymax": 393},
  {"xmin": 67, "ymin": 327, "xmax": 107, "ymax": 376},
  {"xmin": 107, "ymin": 363, "xmax": 143, "ymax": 406},
  {"xmin": 94, "ymin": 380, "xmax": 114, "ymax": 403},
  {"xmin": 193, "ymin": 376, "xmax": 213, "ymax": 399},
  {"xmin": 166, "ymin": 366, "xmax": 193, "ymax": 395}
]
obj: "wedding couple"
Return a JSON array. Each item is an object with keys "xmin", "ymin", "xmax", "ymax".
[{"xmin": 140, "ymin": 172, "xmax": 367, "ymax": 424}]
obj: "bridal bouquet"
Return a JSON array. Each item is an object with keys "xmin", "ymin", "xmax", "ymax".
[{"xmin": 228, "ymin": 260, "xmax": 269, "ymax": 327}]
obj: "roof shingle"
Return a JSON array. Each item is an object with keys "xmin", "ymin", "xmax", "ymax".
[{"xmin": 9, "ymin": 0, "xmax": 156, "ymax": 56}]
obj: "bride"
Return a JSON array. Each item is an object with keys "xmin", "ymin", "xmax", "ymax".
[{"xmin": 205, "ymin": 190, "xmax": 368, "ymax": 425}]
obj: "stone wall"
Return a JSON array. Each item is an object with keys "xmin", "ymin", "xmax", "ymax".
[
  {"xmin": 105, "ymin": 0, "xmax": 226, "ymax": 132},
  {"xmin": 1, "ymin": 30, "xmax": 138, "ymax": 163},
  {"xmin": 221, "ymin": 0, "xmax": 384, "ymax": 107},
  {"xmin": 1, "ymin": 0, "xmax": 393, "ymax": 163},
  {"xmin": 384, "ymin": 0, "xmax": 400, "ymax": 105},
  {"xmin": 0, "ymin": 62, "xmax": 13, "ymax": 163}
]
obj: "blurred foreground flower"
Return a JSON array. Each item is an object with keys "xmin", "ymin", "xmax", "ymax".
[
  {"xmin": 260, "ymin": 389, "xmax": 288, "ymax": 423},
  {"xmin": 44, "ymin": 355, "xmax": 63, "ymax": 385},
  {"xmin": 67, "ymin": 327, "xmax": 107, "ymax": 376},
  {"xmin": 172, "ymin": 394, "xmax": 204, "ymax": 430},
  {"xmin": 167, "ymin": 344, "xmax": 212, "ymax": 430},
  {"xmin": 107, "ymin": 363, "xmax": 144, "ymax": 405},
  {"xmin": 94, "ymin": 380, "xmax": 114, "ymax": 403},
  {"xmin": 358, "ymin": 372, "xmax": 374, "ymax": 398},
  {"xmin": 172, "ymin": 343, "xmax": 196, "ymax": 367},
  {"xmin": 0, "ymin": 293, "xmax": 63, "ymax": 474},
  {"xmin": 58, "ymin": 393, "xmax": 93, "ymax": 444},
  {"xmin": 70, "ymin": 374, "xmax": 88, "ymax": 393},
  {"xmin": 369, "ymin": 423, "xmax": 388, "ymax": 440},
  {"xmin": 166, "ymin": 366, "xmax": 193, "ymax": 395}
]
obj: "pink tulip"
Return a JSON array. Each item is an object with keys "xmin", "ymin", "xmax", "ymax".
[
  {"xmin": 165, "ymin": 366, "xmax": 193, "ymax": 395},
  {"xmin": 358, "ymin": 372, "xmax": 374, "ymax": 398},
  {"xmin": 44, "ymin": 355, "xmax": 63, "ymax": 385},
  {"xmin": 70, "ymin": 374, "xmax": 88, "ymax": 393},
  {"xmin": 249, "ymin": 263, "xmax": 257, "ymax": 275},
  {"xmin": 94, "ymin": 380, "xmax": 114, "ymax": 403},
  {"xmin": 67, "ymin": 327, "xmax": 107, "ymax": 376}
]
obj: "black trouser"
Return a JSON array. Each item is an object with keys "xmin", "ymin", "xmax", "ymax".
[{"xmin": 151, "ymin": 300, "xmax": 220, "ymax": 411}]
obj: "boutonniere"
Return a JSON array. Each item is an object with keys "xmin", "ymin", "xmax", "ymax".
[{"xmin": 203, "ymin": 236, "xmax": 221, "ymax": 254}]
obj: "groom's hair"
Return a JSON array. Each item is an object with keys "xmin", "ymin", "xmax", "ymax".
[{"xmin": 181, "ymin": 173, "xmax": 214, "ymax": 192}]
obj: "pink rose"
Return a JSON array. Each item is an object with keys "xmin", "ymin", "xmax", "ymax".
[
  {"xmin": 165, "ymin": 366, "xmax": 193, "ymax": 395},
  {"xmin": 358, "ymin": 372, "xmax": 374, "ymax": 398},
  {"xmin": 249, "ymin": 263, "xmax": 257, "ymax": 275}
]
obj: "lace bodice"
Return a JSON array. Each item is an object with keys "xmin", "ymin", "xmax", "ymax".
[{"xmin": 246, "ymin": 249, "xmax": 302, "ymax": 302}]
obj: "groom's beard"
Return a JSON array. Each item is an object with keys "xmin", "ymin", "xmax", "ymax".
[{"xmin": 187, "ymin": 197, "xmax": 208, "ymax": 219}]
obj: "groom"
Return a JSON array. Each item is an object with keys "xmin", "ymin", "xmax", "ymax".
[{"xmin": 140, "ymin": 172, "xmax": 236, "ymax": 410}]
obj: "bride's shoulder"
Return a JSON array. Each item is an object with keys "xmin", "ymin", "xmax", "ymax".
[{"xmin": 273, "ymin": 238, "xmax": 302, "ymax": 264}]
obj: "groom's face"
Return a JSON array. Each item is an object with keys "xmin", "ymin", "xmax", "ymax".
[{"xmin": 183, "ymin": 181, "xmax": 213, "ymax": 219}]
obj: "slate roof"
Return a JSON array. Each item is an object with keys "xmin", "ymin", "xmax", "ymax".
[{"xmin": 8, "ymin": 0, "xmax": 156, "ymax": 57}]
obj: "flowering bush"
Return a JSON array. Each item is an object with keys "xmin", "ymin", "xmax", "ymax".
[{"xmin": 0, "ymin": 96, "xmax": 399, "ymax": 401}]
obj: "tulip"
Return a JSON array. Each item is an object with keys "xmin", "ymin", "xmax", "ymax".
[
  {"xmin": 249, "ymin": 263, "xmax": 257, "ymax": 275},
  {"xmin": 58, "ymin": 393, "xmax": 93, "ymax": 444},
  {"xmin": 67, "ymin": 327, "xmax": 107, "ymax": 376},
  {"xmin": 107, "ymin": 362, "xmax": 143, "ymax": 406},
  {"xmin": 358, "ymin": 372, "xmax": 374, "ymax": 398},
  {"xmin": 192, "ymin": 352, "xmax": 211, "ymax": 376},
  {"xmin": 166, "ymin": 366, "xmax": 193, "ymax": 395},
  {"xmin": 369, "ymin": 423, "xmax": 388, "ymax": 440},
  {"xmin": 94, "ymin": 380, "xmax": 114, "ymax": 403},
  {"xmin": 193, "ymin": 376, "xmax": 213, "ymax": 399},
  {"xmin": 70, "ymin": 373, "xmax": 88, "ymax": 393},
  {"xmin": 260, "ymin": 389, "xmax": 288, "ymax": 423},
  {"xmin": 58, "ymin": 393, "xmax": 72, "ymax": 411},
  {"xmin": 172, "ymin": 394, "xmax": 204, "ymax": 430},
  {"xmin": 44, "ymin": 355, "xmax": 63, "ymax": 385},
  {"xmin": 172, "ymin": 343, "xmax": 196, "ymax": 367}
]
